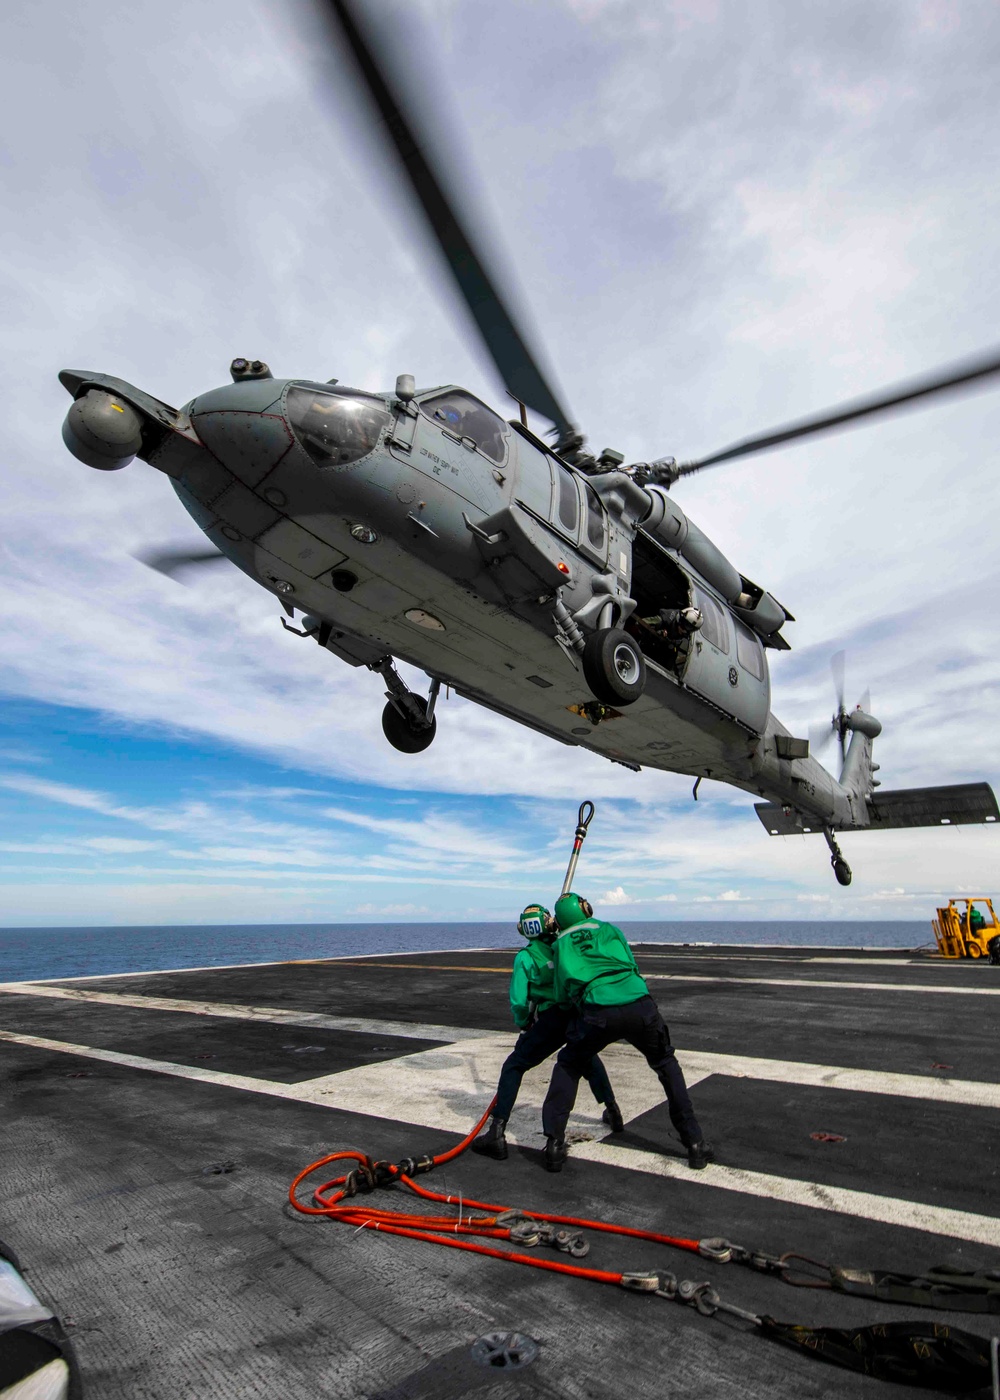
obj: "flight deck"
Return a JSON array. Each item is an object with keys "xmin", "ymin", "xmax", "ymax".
[{"xmin": 2, "ymin": 943, "xmax": 998, "ymax": 1398}]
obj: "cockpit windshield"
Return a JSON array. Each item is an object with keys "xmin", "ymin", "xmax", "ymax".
[
  {"xmin": 287, "ymin": 385, "xmax": 391, "ymax": 467},
  {"xmin": 419, "ymin": 389, "xmax": 508, "ymax": 464}
]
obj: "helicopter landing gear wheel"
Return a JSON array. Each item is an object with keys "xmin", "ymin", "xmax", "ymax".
[
  {"xmin": 581, "ymin": 628, "xmax": 646, "ymax": 707},
  {"xmin": 382, "ymin": 697, "xmax": 436, "ymax": 754}
]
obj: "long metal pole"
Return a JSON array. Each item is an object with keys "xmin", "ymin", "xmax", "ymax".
[{"xmin": 560, "ymin": 801, "xmax": 595, "ymax": 898}]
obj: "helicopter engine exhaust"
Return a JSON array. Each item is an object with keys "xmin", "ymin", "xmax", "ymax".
[{"xmin": 61, "ymin": 389, "xmax": 143, "ymax": 470}]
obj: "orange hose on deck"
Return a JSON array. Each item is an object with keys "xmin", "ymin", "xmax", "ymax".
[{"xmin": 288, "ymin": 1097, "xmax": 701, "ymax": 1289}]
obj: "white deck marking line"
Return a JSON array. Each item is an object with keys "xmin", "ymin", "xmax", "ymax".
[
  {"xmin": 638, "ymin": 955, "xmax": 916, "ymax": 966},
  {"xmin": 3, "ymin": 984, "xmax": 996, "ymax": 1106},
  {"xmin": 676, "ymin": 1049, "xmax": 1000, "ymax": 1108},
  {"xmin": 3, "ymin": 946, "xmax": 506, "ymax": 986},
  {"xmin": 0, "ymin": 983, "xmax": 491, "ymax": 1042},
  {"xmin": 2, "ymin": 1027, "xmax": 997, "ymax": 1247},
  {"xmin": 807, "ymin": 958, "xmax": 917, "ymax": 965},
  {"xmin": 573, "ymin": 1141, "xmax": 1000, "ymax": 1248},
  {"xmin": 646, "ymin": 973, "xmax": 1000, "ymax": 995}
]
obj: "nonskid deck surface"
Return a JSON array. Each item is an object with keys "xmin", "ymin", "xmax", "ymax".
[{"xmin": 2, "ymin": 945, "xmax": 998, "ymax": 1399}]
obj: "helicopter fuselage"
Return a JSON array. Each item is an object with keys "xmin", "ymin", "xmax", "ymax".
[{"xmin": 60, "ymin": 367, "xmax": 868, "ymax": 835}]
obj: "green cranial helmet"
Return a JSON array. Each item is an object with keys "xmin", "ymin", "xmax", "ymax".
[
  {"xmin": 554, "ymin": 892, "xmax": 593, "ymax": 931},
  {"xmin": 517, "ymin": 904, "xmax": 552, "ymax": 940}
]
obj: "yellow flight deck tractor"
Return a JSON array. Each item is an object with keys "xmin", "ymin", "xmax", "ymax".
[{"xmin": 932, "ymin": 898, "xmax": 1000, "ymax": 961}]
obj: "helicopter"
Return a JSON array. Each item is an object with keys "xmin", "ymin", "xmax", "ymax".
[{"xmin": 57, "ymin": 0, "xmax": 999, "ymax": 887}]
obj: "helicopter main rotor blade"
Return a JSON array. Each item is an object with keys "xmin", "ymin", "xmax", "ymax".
[
  {"xmin": 135, "ymin": 546, "xmax": 228, "ymax": 581},
  {"xmin": 675, "ymin": 344, "xmax": 1000, "ymax": 478},
  {"xmin": 322, "ymin": 0, "xmax": 576, "ymax": 441}
]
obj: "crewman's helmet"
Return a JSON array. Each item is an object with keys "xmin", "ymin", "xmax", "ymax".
[
  {"xmin": 554, "ymin": 892, "xmax": 593, "ymax": 931},
  {"xmin": 518, "ymin": 904, "xmax": 553, "ymax": 940}
]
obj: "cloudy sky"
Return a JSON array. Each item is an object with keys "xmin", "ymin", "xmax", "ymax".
[{"xmin": 1, "ymin": 0, "xmax": 999, "ymax": 928}]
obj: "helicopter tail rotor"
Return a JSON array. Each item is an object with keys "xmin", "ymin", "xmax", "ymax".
[{"xmin": 808, "ymin": 650, "xmax": 851, "ymax": 770}]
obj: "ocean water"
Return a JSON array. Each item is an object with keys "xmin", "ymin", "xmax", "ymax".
[{"xmin": 0, "ymin": 920, "xmax": 930, "ymax": 984}]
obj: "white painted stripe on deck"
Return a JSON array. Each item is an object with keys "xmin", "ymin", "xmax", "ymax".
[
  {"xmin": 676, "ymin": 1049, "xmax": 1000, "ymax": 1109},
  {"xmin": 639, "ymin": 954, "xmax": 917, "ymax": 966},
  {"xmin": 807, "ymin": 958, "xmax": 917, "ymax": 965},
  {"xmin": 0, "ymin": 946, "xmax": 505, "ymax": 986},
  {"xmin": 2, "ymin": 1027, "xmax": 997, "ymax": 1247},
  {"xmin": 0, "ymin": 983, "xmax": 490, "ymax": 1042},
  {"xmin": 573, "ymin": 1141, "xmax": 1000, "ymax": 1247},
  {"xmin": 3, "ymin": 984, "xmax": 995, "ymax": 1107},
  {"xmin": 0, "ymin": 1029, "xmax": 350, "ymax": 1103},
  {"xmin": 646, "ymin": 973, "xmax": 1000, "ymax": 995}
]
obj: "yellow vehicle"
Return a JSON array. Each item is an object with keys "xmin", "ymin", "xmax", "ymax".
[{"xmin": 932, "ymin": 898, "xmax": 1000, "ymax": 961}]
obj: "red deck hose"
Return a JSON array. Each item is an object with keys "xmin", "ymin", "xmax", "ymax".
[{"xmin": 288, "ymin": 1096, "xmax": 701, "ymax": 1288}]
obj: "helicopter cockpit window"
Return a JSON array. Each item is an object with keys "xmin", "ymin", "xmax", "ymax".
[
  {"xmin": 735, "ymin": 619, "xmax": 764, "ymax": 680},
  {"xmin": 693, "ymin": 585, "xmax": 729, "ymax": 653},
  {"xmin": 287, "ymin": 385, "xmax": 391, "ymax": 467},
  {"xmin": 556, "ymin": 466, "xmax": 579, "ymax": 534},
  {"xmin": 420, "ymin": 390, "xmax": 508, "ymax": 464}
]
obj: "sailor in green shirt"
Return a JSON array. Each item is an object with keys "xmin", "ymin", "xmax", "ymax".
[
  {"xmin": 471, "ymin": 902, "xmax": 623, "ymax": 1161},
  {"xmin": 540, "ymin": 892, "xmax": 713, "ymax": 1173}
]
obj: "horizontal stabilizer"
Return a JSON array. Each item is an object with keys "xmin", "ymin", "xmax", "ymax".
[
  {"xmin": 755, "ymin": 782, "xmax": 999, "ymax": 836},
  {"xmin": 865, "ymin": 783, "xmax": 999, "ymax": 831}
]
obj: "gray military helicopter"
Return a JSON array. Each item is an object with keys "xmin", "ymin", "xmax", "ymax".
[{"xmin": 58, "ymin": 1, "xmax": 999, "ymax": 886}]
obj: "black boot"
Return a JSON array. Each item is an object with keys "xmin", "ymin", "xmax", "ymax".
[
  {"xmin": 544, "ymin": 1136, "xmax": 568, "ymax": 1172},
  {"xmin": 472, "ymin": 1116, "xmax": 508, "ymax": 1160},
  {"xmin": 601, "ymin": 1099, "xmax": 624, "ymax": 1133},
  {"xmin": 686, "ymin": 1140, "xmax": 715, "ymax": 1170}
]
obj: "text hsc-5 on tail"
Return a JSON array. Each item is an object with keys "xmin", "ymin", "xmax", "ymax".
[{"xmin": 57, "ymin": 0, "xmax": 998, "ymax": 884}]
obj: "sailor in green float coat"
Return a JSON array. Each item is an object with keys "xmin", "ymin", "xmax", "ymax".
[
  {"xmin": 471, "ymin": 903, "xmax": 623, "ymax": 1161},
  {"xmin": 540, "ymin": 892, "xmax": 713, "ymax": 1173}
]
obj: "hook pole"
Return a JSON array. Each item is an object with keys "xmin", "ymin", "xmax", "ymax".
[{"xmin": 560, "ymin": 801, "xmax": 595, "ymax": 898}]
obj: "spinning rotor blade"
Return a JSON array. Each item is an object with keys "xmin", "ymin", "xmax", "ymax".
[
  {"xmin": 808, "ymin": 650, "xmax": 849, "ymax": 762},
  {"xmin": 831, "ymin": 650, "xmax": 846, "ymax": 714},
  {"xmin": 674, "ymin": 344, "xmax": 1000, "ymax": 479},
  {"xmin": 322, "ymin": 1, "xmax": 576, "ymax": 441},
  {"xmin": 135, "ymin": 546, "xmax": 228, "ymax": 581},
  {"xmin": 807, "ymin": 720, "xmax": 837, "ymax": 755}
]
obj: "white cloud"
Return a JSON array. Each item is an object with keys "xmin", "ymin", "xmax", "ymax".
[
  {"xmin": 348, "ymin": 902, "xmax": 432, "ymax": 918},
  {"xmin": 598, "ymin": 885, "xmax": 635, "ymax": 905},
  {"xmin": 80, "ymin": 838, "xmax": 160, "ymax": 854}
]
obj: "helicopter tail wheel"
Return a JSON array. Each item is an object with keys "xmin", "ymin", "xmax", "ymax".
[
  {"xmin": 381, "ymin": 697, "xmax": 436, "ymax": 754},
  {"xmin": 581, "ymin": 628, "xmax": 646, "ymax": 707},
  {"xmin": 823, "ymin": 827, "xmax": 853, "ymax": 886}
]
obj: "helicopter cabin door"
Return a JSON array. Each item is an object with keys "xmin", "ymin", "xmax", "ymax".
[{"xmin": 681, "ymin": 584, "xmax": 770, "ymax": 733}]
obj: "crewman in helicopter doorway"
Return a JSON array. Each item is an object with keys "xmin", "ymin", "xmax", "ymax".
[
  {"xmin": 471, "ymin": 903, "xmax": 625, "ymax": 1161},
  {"xmin": 540, "ymin": 893, "xmax": 714, "ymax": 1173}
]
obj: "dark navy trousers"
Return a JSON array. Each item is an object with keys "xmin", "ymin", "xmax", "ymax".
[
  {"xmin": 542, "ymin": 995, "xmax": 701, "ymax": 1145},
  {"xmin": 494, "ymin": 1005, "xmax": 614, "ymax": 1122}
]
